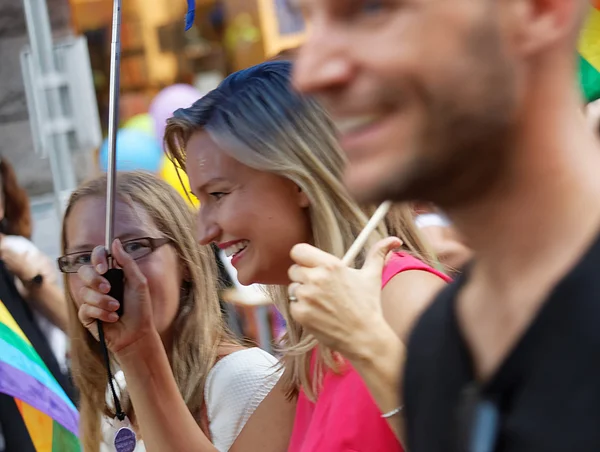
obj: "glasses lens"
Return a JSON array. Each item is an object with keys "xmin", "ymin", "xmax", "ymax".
[
  {"xmin": 122, "ymin": 238, "xmax": 153, "ymax": 260},
  {"xmin": 59, "ymin": 252, "xmax": 92, "ymax": 273},
  {"xmin": 57, "ymin": 257, "xmax": 68, "ymax": 273},
  {"xmin": 59, "ymin": 238, "xmax": 158, "ymax": 272}
]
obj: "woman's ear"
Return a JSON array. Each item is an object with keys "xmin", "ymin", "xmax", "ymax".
[
  {"xmin": 297, "ymin": 185, "xmax": 310, "ymax": 208},
  {"xmin": 180, "ymin": 263, "xmax": 192, "ymax": 282}
]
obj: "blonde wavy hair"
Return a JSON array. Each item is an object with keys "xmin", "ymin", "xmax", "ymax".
[
  {"xmin": 164, "ymin": 61, "xmax": 436, "ymax": 401},
  {"xmin": 61, "ymin": 171, "xmax": 234, "ymax": 451}
]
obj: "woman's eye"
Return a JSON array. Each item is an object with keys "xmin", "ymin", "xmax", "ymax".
[
  {"xmin": 75, "ymin": 254, "xmax": 91, "ymax": 265},
  {"xmin": 124, "ymin": 242, "xmax": 144, "ymax": 253},
  {"xmin": 210, "ymin": 192, "xmax": 228, "ymax": 200}
]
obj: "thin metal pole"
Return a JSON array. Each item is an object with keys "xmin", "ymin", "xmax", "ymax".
[{"xmin": 105, "ymin": 0, "xmax": 122, "ymax": 252}]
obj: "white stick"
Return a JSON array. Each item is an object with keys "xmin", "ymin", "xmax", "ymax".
[{"xmin": 342, "ymin": 201, "xmax": 392, "ymax": 266}]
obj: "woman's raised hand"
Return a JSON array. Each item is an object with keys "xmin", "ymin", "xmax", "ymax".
[
  {"xmin": 288, "ymin": 237, "xmax": 402, "ymax": 361},
  {"xmin": 77, "ymin": 239, "xmax": 155, "ymax": 354}
]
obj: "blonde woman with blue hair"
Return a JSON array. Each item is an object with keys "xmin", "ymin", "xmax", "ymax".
[{"xmin": 165, "ymin": 60, "xmax": 449, "ymax": 451}]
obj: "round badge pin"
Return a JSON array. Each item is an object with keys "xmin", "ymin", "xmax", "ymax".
[{"xmin": 114, "ymin": 426, "xmax": 137, "ymax": 452}]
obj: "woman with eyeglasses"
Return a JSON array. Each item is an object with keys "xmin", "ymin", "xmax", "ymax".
[{"xmin": 58, "ymin": 171, "xmax": 295, "ymax": 452}]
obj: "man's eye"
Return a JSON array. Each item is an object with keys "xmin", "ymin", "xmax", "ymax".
[
  {"xmin": 362, "ymin": 0, "xmax": 385, "ymax": 14},
  {"xmin": 336, "ymin": 0, "xmax": 392, "ymax": 21}
]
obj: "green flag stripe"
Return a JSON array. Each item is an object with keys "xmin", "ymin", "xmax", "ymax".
[
  {"xmin": 52, "ymin": 420, "xmax": 82, "ymax": 451},
  {"xmin": 580, "ymin": 55, "xmax": 600, "ymax": 102},
  {"xmin": 0, "ymin": 322, "xmax": 48, "ymax": 374}
]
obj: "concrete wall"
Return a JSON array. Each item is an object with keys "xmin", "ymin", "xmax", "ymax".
[{"xmin": 0, "ymin": 0, "xmax": 92, "ymax": 196}]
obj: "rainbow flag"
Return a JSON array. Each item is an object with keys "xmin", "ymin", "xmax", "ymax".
[
  {"xmin": 0, "ymin": 300, "xmax": 80, "ymax": 451},
  {"xmin": 580, "ymin": 0, "xmax": 600, "ymax": 102}
]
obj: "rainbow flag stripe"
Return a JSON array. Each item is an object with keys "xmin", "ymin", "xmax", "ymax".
[
  {"xmin": 579, "ymin": 0, "xmax": 600, "ymax": 102},
  {"xmin": 0, "ymin": 300, "xmax": 80, "ymax": 451}
]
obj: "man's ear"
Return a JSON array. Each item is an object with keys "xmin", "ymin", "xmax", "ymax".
[{"xmin": 508, "ymin": 0, "xmax": 582, "ymax": 57}]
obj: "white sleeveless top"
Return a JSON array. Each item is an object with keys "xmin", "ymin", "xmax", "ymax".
[{"xmin": 101, "ymin": 348, "xmax": 282, "ymax": 452}]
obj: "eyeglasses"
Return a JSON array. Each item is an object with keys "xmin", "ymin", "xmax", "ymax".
[
  {"xmin": 456, "ymin": 383, "xmax": 500, "ymax": 452},
  {"xmin": 58, "ymin": 237, "xmax": 172, "ymax": 273}
]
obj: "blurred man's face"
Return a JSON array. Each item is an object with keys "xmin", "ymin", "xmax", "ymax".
[{"xmin": 293, "ymin": 0, "xmax": 520, "ymax": 205}]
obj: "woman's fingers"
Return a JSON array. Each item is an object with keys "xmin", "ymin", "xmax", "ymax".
[
  {"xmin": 112, "ymin": 239, "xmax": 147, "ymax": 291},
  {"xmin": 290, "ymin": 243, "xmax": 340, "ymax": 268},
  {"xmin": 77, "ymin": 265, "xmax": 111, "ymax": 294},
  {"xmin": 288, "ymin": 264, "xmax": 309, "ymax": 284},
  {"xmin": 287, "ymin": 282, "xmax": 302, "ymax": 301},
  {"xmin": 79, "ymin": 286, "xmax": 120, "ymax": 312},
  {"xmin": 90, "ymin": 245, "xmax": 110, "ymax": 274},
  {"xmin": 78, "ymin": 302, "xmax": 119, "ymax": 328}
]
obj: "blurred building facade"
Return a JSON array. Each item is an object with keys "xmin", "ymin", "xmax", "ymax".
[
  {"xmin": 0, "ymin": 0, "xmax": 91, "ymax": 195},
  {"xmin": 69, "ymin": 0, "xmax": 307, "ymax": 130},
  {"xmin": 0, "ymin": 0, "xmax": 305, "ymax": 195}
]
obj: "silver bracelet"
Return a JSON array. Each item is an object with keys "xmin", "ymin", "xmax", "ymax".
[{"xmin": 381, "ymin": 406, "xmax": 404, "ymax": 418}]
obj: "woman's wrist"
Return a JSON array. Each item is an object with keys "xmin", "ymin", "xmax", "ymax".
[
  {"xmin": 349, "ymin": 323, "xmax": 405, "ymax": 406},
  {"xmin": 114, "ymin": 327, "xmax": 162, "ymax": 363},
  {"xmin": 348, "ymin": 318, "xmax": 403, "ymax": 366}
]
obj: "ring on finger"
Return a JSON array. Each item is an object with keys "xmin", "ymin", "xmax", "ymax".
[{"xmin": 288, "ymin": 282, "xmax": 301, "ymax": 302}]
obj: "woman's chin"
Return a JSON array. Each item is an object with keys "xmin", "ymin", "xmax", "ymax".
[
  {"xmin": 235, "ymin": 269, "xmax": 256, "ymax": 287},
  {"xmin": 235, "ymin": 260, "xmax": 288, "ymax": 286}
]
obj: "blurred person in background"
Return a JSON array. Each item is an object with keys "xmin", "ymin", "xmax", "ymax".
[
  {"xmin": 0, "ymin": 157, "xmax": 71, "ymax": 376},
  {"xmin": 0, "ymin": 158, "xmax": 70, "ymax": 364},
  {"xmin": 413, "ymin": 203, "xmax": 472, "ymax": 276},
  {"xmin": 0, "ymin": 157, "xmax": 75, "ymax": 449},
  {"xmin": 166, "ymin": 60, "xmax": 449, "ymax": 451},
  {"xmin": 292, "ymin": 0, "xmax": 600, "ymax": 450}
]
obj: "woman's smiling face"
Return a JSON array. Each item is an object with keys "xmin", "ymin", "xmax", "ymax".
[{"xmin": 187, "ymin": 131, "xmax": 311, "ymax": 286}]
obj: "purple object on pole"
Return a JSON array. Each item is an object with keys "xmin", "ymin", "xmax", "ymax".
[{"xmin": 185, "ymin": 0, "xmax": 195, "ymax": 30}]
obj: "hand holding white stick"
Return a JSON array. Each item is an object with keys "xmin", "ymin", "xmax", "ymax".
[{"xmin": 342, "ymin": 201, "xmax": 393, "ymax": 266}]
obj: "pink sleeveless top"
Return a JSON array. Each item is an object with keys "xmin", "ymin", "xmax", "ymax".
[{"xmin": 288, "ymin": 253, "xmax": 450, "ymax": 452}]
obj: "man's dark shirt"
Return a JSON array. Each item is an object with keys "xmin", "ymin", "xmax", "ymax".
[{"xmin": 404, "ymin": 233, "xmax": 600, "ymax": 451}]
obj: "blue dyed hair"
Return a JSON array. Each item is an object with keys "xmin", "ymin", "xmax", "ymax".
[{"xmin": 165, "ymin": 60, "xmax": 345, "ymax": 184}]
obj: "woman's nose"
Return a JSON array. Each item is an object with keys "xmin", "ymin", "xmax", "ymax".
[{"xmin": 196, "ymin": 212, "xmax": 221, "ymax": 246}]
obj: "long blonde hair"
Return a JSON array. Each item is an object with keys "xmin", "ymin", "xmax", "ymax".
[
  {"xmin": 61, "ymin": 171, "xmax": 233, "ymax": 450},
  {"xmin": 164, "ymin": 61, "xmax": 435, "ymax": 401}
]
